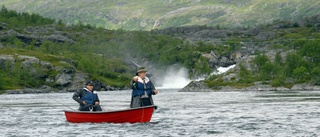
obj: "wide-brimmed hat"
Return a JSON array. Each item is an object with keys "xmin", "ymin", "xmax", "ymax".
[
  {"xmin": 137, "ymin": 67, "xmax": 147, "ymax": 73},
  {"xmin": 85, "ymin": 81, "xmax": 94, "ymax": 86}
]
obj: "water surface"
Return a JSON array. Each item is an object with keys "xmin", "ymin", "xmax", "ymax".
[{"xmin": 1, "ymin": 90, "xmax": 320, "ymax": 137}]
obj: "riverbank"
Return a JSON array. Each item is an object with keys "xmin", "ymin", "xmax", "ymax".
[
  {"xmin": 178, "ymin": 81, "xmax": 320, "ymax": 92},
  {"xmin": 1, "ymin": 87, "xmax": 130, "ymax": 94}
]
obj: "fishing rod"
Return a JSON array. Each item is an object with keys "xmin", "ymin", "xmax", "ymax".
[
  {"xmin": 149, "ymin": 45, "xmax": 181, "ymax": 64},
  {"xmin": 46, "ymin": 94, "xmax": 76, "ymax": 111}
]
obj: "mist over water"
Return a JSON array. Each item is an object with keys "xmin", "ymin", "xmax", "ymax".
[
  {"xmin": 156, "ymin": 67, "xmax": 191, "ymax": 89},
  {"xmin": 154, "ymin": 65, "xmax": 236, "ymax": 89}
]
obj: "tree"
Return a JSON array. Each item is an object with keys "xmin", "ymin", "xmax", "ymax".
[
  {"xmin": 285, "ymin": 52, "xmax": 301, "ymax": 77},
  {"xmin": 1, "ymin": 5, "xmax": 7, "ymax": 13},
  {"xmin": 300, "ymin": 41, "xmax": 320, "ymax": 63},
  {"xmin": 293, "ymin": 66, "xmax": 308, "ymax": 82},
  {"xmin": 253, "ymin": 54, "xmax": 270, "ymax": 72}
]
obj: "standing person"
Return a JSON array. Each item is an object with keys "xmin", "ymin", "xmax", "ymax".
[
  {"xmin": 130, "ymin": 67, "xmax": 158, "ymax": 108},
  {"xmin": 72, "ymin": 81, "xmax": 102, "ymax": 111}
]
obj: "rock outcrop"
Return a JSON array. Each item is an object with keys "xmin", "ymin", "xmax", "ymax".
[
  {"xmin": 0, "ymin": 55, "xmax": 15, "ymax": 69},
  {"xmin": 179, "ymin": 80, "xmax": 320, "ymax": 92},
  {"xmin": 0, "ymin": 54, "xmax": 127, "ymax": 94},
  {"xmin": 178, "ymin": 81, "xmax": 213, "ymax": 92},
  {"xmin": 0, "ymin": 24, "xmax": 76, "ymax": 47},
  {"xmin": 180, "ymin": 50, "xmax": 320, "ymax": 92}
]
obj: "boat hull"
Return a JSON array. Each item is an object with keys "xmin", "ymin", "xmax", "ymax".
[{"xmin": 64, "ymin": 106, "xmax": 156, "ymax": 123}]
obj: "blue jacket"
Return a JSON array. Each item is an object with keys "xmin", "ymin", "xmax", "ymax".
[
  {"xmin": 72, "ymin": 88, "xmax": 99, "ymax": 107},
  {"xmin": 131, "ymin": 77, "xmax": 155, "ymax": 97}
]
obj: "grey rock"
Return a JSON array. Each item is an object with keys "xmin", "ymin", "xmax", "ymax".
[
  {"xmin": 46, "ymin": 78, "xmax": 54, "ymax": 83},
  {"xmin": 202, "ymin": 50, "xmax": 236, "ymax": 68},
  {"xmin": 67, "ymin": 72, "xmax": 89, "ymax": 91},
  {"xmin": 40, "ymin": 61, "xmax": 53, "ymax": 70},
  {"xmin": 230, "ymin": 52, "xmax": 242, "ymax": 63},
  {"xmin": 219, "ymin": 86, "xmax": 239, "ymax": 91},
  {"xmin": 178, "ymin": 81, "xmax": 213, "ymax": 92},
  {"xmin": 291, "ymin": 84, "xmax": 319, "ymax": 91},
  {"xmin": 222, "ymin": 73, "xmax": 238, "ymax": 82},
  {"xmin": 7, "ymin": 29, "xmax": 19, "ymax": 35},
  {"xmin": 4, "ymin": 88, "xmax": 50, "ymax": 94},
  {"xmin": 254, "ymin": 31, "xmax": 277, "ymax": 41},
  {"xmin": 43, "ymin": 34, "xmax": 76, "ymax": 43},
  {"xmin": 40, "ymin": 85, "xmax": 52, "ymax": 90},
  {"xmin": 1, "ymin": 26, "xmax": 76, "ymax": 47},
  {"xmin": 0, "ymin": 54, "xmax": 15, "ymax": 69},
  {"xmin": 275, "ymin": 87, "xmax": 291, "ymax": 91},
  {"xmin": 18, "ymin": 55, "xmax": 40, "ymax": 68},
  {"xmin": 4, "ymin": 90, "xmax": 23, "ymax": 94},
  {"xmin": 243, "ymin": 85, "xmax": 276, "ymax": 91},
  {"xmin": 313, "ymin": 86, "xmax": 320, "ymax": 91},
  {"xmin": 55, "ymin": 73, "xmax": 72, "ymax": 86},
  {"xmin": 219, "ymin": 56, "xmax": 234, "ymax": 67},
  {"xmin": 0, "ymin": 42, "xmax": 3, "ymax": 48}
]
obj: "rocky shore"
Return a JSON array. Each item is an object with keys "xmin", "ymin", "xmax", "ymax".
[
  {"xmin": 0, "ymin": 54, "xmax": 130, "ymax": 95},
  {"xmin": 179, "ymin": 81, "xmax": 320, "ymax": 92},
  {"xmin": 2, "ymin": 86, "xmax": 130, "ymax": 94}
]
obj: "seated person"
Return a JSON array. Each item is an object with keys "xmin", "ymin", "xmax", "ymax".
[{"xmin": 72, "ymin": 81, "xmax": 102, "ymax": 111}]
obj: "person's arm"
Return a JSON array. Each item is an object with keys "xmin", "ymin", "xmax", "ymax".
[
  {"xmin": 130, "ymin": 79, "xmax": 135, "ymax": 89},
  {"xmin": 131, "ymin": 76, "xmax": 138, "ymax": 89},
  {"xmin": 94, "ymin": 93, "xmax": 100, "ymax": 105},
  {"xmin": 150, "ymin": 81, "xmax": 158, "ymax": 95},
  {"xmin": 95, "ymin": 94, "xmax": 100, "ymax": 102},
  {"xmin": 72, "ymin": 89, "xmax": 84, "ymax": 104}
]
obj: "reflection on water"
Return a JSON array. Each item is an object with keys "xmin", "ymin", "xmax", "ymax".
[{"xmin": 1, "ymin": 90, "xmax": 320, "ymax": 136}]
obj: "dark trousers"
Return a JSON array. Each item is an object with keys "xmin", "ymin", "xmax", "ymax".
[
  {"xmin": 79, "ymin": 104, "xmax": 102, "ymax": 111},
  {"xmin": 130, "ymin": 95, "xmax": 154, "ymax": 108}
]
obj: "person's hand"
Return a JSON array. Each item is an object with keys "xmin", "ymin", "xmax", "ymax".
[
  {"xmin": 95, "ymin": 101, "xmax": 99, "ymax": 105},
  {"xmin": 133, "ymin": 76, "xmax": 138, "ymax": 82},
  {"xmin": 153, "ymin": 90, "xmax": 158, "ymax": 95},
  {"xmin": 82, "ymin": 101, "xmax": 86, "ymax": 105}
]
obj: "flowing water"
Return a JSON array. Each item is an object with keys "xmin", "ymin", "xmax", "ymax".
[{"xmin": 1, "ymin": 89, "xmax": 320, "ymax": 137}]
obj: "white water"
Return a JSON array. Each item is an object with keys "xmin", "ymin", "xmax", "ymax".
[
  {"xmin": 155, "ymin": 65, "xmax": 236, "ymax": 89},
  {"xmin": 212, "ymin": 64, "xmax": 236, "ymax": 75},
  {"xmin": 196, "ymin": 64, "xmax": 237, "ymax": 81},
  {"xmin": 156, "ymin": 67, "xmax": 191, "ymax": 89}
]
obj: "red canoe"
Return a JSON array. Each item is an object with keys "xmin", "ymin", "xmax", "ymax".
[{"xmin": 64, "ymin": 105, "xmax": 156, "ymax": 123}]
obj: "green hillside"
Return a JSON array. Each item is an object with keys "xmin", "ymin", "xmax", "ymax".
[
  {"xmin": 2, "ymin": 0, "xmax": 320, "ymax": 30},
  {"xmin": 0, "ymin": 7, "xmax": 211, "ymax": 91},
  {"xmin": 0, "ymin": 5, "xmax": 319, "ymax": 92}
]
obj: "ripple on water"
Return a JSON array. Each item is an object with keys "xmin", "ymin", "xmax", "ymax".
[{"xmin": 0, "ymin": 90, "xmax": 320, "ymax": 136}]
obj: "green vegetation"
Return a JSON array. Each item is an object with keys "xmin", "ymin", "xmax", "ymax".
[
  {"xmin": 0, "ymin": 7, "xmax": 211, "ymax": 90},
  {"xmin": 2, "ymin": 0, "xmax": 320, "ymax": 30},
  {"xmin": 205, "ymin": 39, "xmax": 320, "ymax": 89},
  {"xmin": 1, "ymin": 4, "xmax": 320, "ymax": 91},
  {"xmin": 0, "ymin": 5, "xmax": 54, "ymax": 30}
]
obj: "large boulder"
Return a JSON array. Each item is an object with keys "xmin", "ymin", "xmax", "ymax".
[
  {"xmin": 0, "ymin": 54, "xmax": 15, "ymax": 69},
  {"xmin": 40, "ymin": 61, "xmax": 54, "ymax": 70},
  {"xmin": 202, "ymin": 50, "xmax": 236, "ymax": 67},
  {"xmin": 55, "ymin": 73, "xmax": 72, "ymax": 86},
  {"xmin": 66, "ymin": 72, "xmax": 89, "ymax": 92},
  {"xmin": 222, "ymin": 73, "xmax": 238, "ymax": 82},
  {"xmin": 291, "ymin": 83, "xmax": 320, "ymax": 91},
  {"xmin": 178, "ymin": 81, "xmax": 213, "ymax": 92},
  {"xmin": 18, "ymin": 55, "xmax": 40, "ymax": 68}
]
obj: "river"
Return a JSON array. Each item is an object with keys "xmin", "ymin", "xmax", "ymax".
[{"xmin": 1, "ymin": 89, "xmax": 320, "ymax": 137}]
